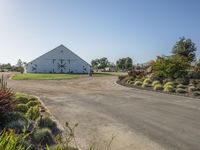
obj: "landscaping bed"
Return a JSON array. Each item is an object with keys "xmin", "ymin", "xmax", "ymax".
[
  {"xmin": 117, "ymin": 75, "xmax": 200, "ymax": 99},
  {"xmin": 0, "ymin": 76, "xmax": 78, "ymax": 150}
]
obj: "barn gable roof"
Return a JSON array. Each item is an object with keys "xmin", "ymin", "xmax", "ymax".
[{"xmin": 27, "ymin": 45, "xmax": 90, "ymax": 66}]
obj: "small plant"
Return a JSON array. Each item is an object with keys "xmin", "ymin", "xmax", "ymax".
[
  {"xmin": 26, "ymin": 106, "xmax": 40, "ymax": 120},
  {"xmin": 26, "ymin": 101, "xmax": 39, "ymax": 108},
  {"xmin": 0, "ymin": 75, "xmax": 15, "ymax": 118},
  {"xmin": 177, "ymin": 84, "xmax": 187, "ymax": 89},
  {"xmin": 37, "ymin": 115, "xmax": 59, "ymax": 134},
  {"xmin": 153, "ymin": 84, "xmax": 163, "ymax": 91},
  {"xmin": 55, "ymin": 122, "xmax": 79, "ymax": 150},
  {"xmin": 6, "ymin": 120, "xmax": 27, "ymax": 133},
  {"xmin": 4, "ymin": 111, "xmax": 28, "ymax": 125},
  {"xmin": 164, "ymin": 85, "xmax": 174, "ymax": 92},
  {"xmin": 143, "ymin": 78, "xmax": 151, "ymax": 84},
  {"xmin": 142, "ymin": 82, "xmax": 151, "ymax": 87},
  {"xmin": 192, "ymin": 91, "xmax": 200, "ymax": 96},
  {"xmin": 134, "ymin": 81, "xmax": 142, "ymax": 86},
  {"xmin": 176, "ymin": 88, "xmax": 187, "ymax": 93},
  {"xmin": 33, "ymin": 128, "xmax": 55, "ymax": 145},
  {"xmin": 188, "ymin": 86, "xmax": 198, "ymax": 93},
  {"xmin": 152, "ymin": 80, "xmax": 160, "ymax": 87},
  {"xmin": 129, "ymin": 81, "xmax": 134, "ymax": 84},
  {"xmin": 164, "ymin": 82, "xmax": 174, "ymax": 88},
  {"xmin": 0, "ymin": 129, "xmax": 31, "ymax": 150},
  {"xmin": 15, "ymin": 104, "xmax": 29, "ymax": 113}
]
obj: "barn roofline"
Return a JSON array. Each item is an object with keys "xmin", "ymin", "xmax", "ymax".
[{"xmin": 27, "ymin": 45, "xmax": 91, "ymax": 67}]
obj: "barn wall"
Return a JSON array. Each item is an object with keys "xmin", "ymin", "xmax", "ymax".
[{"xmin": 26, "ymin": 45, "xmax": 91, "ymax": 74}]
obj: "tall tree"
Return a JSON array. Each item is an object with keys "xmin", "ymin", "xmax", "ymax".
[
  {"xmin": 125, "ymin": 57, "xmax": 133, "ymax": 69},
  {"xmin": 172, "ymin": 37, "xmax": 197, "ymax": 63}
]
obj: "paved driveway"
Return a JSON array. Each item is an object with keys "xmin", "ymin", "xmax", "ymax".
[{"xmin": 7, "ymin": 76, "xmax": 200, "ymax": 150}]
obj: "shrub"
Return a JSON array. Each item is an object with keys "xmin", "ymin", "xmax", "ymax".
[
  {"xmin": 0, "ymin": 129, "xmax": 31, "ymax": 150},
  {"xmin": 134, "ymin": 81, "xmax": 142, "ymax": 86},
  {"xmin": 192, "ymin": 91, "xmax": 200, "ymax": 96},
  {"xmin": 33, "ymin": 128, "xmax": 55, "ymax": 145},
  {"xmin": 152, "ymin": 80, "xmax": 160, "ymax": 87},
  {"xmin": 118, "ymin": 75, "xmax": 126, "ymax": 81},
  {"xmin": 164, "ymin": 82, "xmax": 174, "ymax": 88},
  {"xmin": 15, "ymin": 94, "xmax": 30, "ymax": 104},
  {"xmin": 15, "ymin": 104, "xmax": 28, "ymax": 113},
  {"xmin": 143, "ymin": 78, "xmax": 151, "ymax": 84},
  {"xmin": 26, "ymin": 106, "xmax": 40, "ymax": 120},
  {"xmin": 4, "ymin": 112, "xmax": 28, "ymax": 125},
  {"xmin": 37, "ymin": 116, "xmax": 57, "ymax": 130},
  {"xmin": 176, "ymin": 88, "xmax": 187, "ymax": 93},
  {"xmin": 129, "ymin": 81, "xmax": 134, "ymax": 84},
  {"xmin": 6, "ymin": 120, "xmax": 27, "ymax": 133},
  {"xmin": 142, "ymin": 83, "xmax": 151, "ymax": 87},
  {"xmin": 153, "ymin": 84, "xmax": 163, "ymax": 91},
  {"xmin": 177, "ymin": 84, "xmax": 187, "ymax": 89},
  {"xmin": 26, "ymin": 101, "xmax": 39, "ymax": 108},
  {"xmin": 0, "ymin": 76, "xmax": 15, "ymax": 118},
  {"xmin": 175, "ymin": 78, "xmax": 189, "ymax": 85},
  {"xmin": 164, "ymin": 85, "xmax": 174, "ymax": 92},
  {"xmin": 188, "ymin": 86, "xmax": 198, "ymax": 93}
]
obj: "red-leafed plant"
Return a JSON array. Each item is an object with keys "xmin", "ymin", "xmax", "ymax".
[{"xmin": 0, "ymin": 75, "xmax": 15, "ymax": 119}]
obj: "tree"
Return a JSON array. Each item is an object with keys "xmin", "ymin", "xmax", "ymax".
[
  {"xmin": 91, "ymin": 57, "xmax": 109, "ymax": 70},
  {"xmin": 116, "ymin": 57, "xmax": 133, "ymax": 71},
  {"xmin": 172, "ymin": 37, "xmax": 197, "ymax": 63},
  {"xmin": 91, "ymin": 59, "xmax": 99, "ymax": 70},
  {"xmin": 98, "ymin": 57, "xmax": 109, "ymax": 69},
  {"xmin": 152, "ymin": 55, "xmax": 189, "ymax": 79},
  {"xmin": 125, "ymin": 57, "xmax": 133, "ymax": 70}
]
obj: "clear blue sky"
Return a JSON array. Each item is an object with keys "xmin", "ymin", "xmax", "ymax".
[{"xmin": 0, "ymin": 0, "xmax": 200, "ymax": 65}]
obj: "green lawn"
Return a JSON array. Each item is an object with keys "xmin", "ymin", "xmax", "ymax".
[
  {"xmin": 12, "ymin": 73, "xmax": 80, "ymax": 80},
  {"xmin": 93, "ymin": 72, "xmax": 128, "ymax": 77}
]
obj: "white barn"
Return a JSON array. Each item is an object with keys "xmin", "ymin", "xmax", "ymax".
[{"xmin": 25, "ymin": 45, "xmax": 91, "ymax": 74}]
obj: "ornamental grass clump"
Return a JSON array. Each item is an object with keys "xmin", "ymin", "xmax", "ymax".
[
  {"xmin": 164, "ymin": 82, "xmax": 174, "ymax": 88},
  {"xmin": 153, "ymin": 84, "xmax": 163, "ymax": 91},
  {"xmin": 33, "ymin": 128, "xmax": 55, "ymax": 146},
  {"xmin": 152, "ymin": 80, "xmax": 160, "ymax": 87},
  {"xmin": 134, "ymin": 81, "xmax": 142, "ymax": 86},
  {"xmin": 26, "ymin": 106, "xmax": 40, "ymax": 120},
  {"xmin": 15, "ymin": 104, "xmax": 29, "ymax": 114},
  {"xmin": 177, "ymin": 84, "xmax": 187, "ymax": 89},
  {"xmin": 0, "ymin": 75, "xmax": 15, "ymax": 119},
  {"xmin": 176, "ymin": 88, "xmax": 187, "ymax": 93},
  {"xmin": 164, "ymin": 85, "xmax": 174, "ymax": 92},
  {"xmin": 0, "ymin": 129, "xmax": 31, "ymax": 150}
]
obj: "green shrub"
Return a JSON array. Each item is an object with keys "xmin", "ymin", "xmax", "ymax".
[
  {"xmin": 26, "ymin": 101, "xmax": 39, "ymax": 108},
  {"xmin": 4, "ymin": 112, "xmax": 28, "ymax": 125},
  {"xmin": 6, "ymin": 120, "xmax": 27, "ymax": 133},
  {"xmin": 0, "ymin": 129, "xmax": 31, "ymax": 150},
  {"xmin": 164, "ymin": 85, "xmax": 174, "ymax": 92},
  {"xmin": 164, "ymin": 82, "xmax": 174, "ymax": 88},
  {"xmin": 26, "ymin": 106, "xmax": 40, "ymax": 120},
  {"xmin": 143, "ymin": 78, "xmax": 151, "ymax": 84},
  {"xmin": 118, "ymin": 75, "xmax": 126, "ymax": 81},
  {"xmin": 175, "ymin": 78, "xmax": 189, "ymax": 85},
  {"xmin": 129, "ymin": 81, "xmax": 135, "ymax": 84},
  {"xmin": 15, "ymin": 104, "xmax": 28, "ymax": 113},
  {"xmin": 176, "ymin": 88, "xmax": 187, "ymax": 93},
  {"xmin": 188, "ymin": 86, "xmax": 198, "ymax": 93},
  {"xmin": 37, "ymin": 116, "xmax": 57, "ymax": 129},
  {"xmin": 192, "ymin": 91, "xmax": 200, "ymax": 96},
  {"xmin": 33, "ymin": 128, "xmax": 55, "ymax": 145},
  {"xmin": 15, "ymin": 94, "xmax": 30, "ymax": 104},
  {"xmin": 153, "ymin": 84, "xmax": 163, "ymax": 91},
  {"xmin": 152, "ymin": 80, "xmax": 160, "ymax": 87},
  {"xmin": 142, "ymin": 83, "xmax": 151, "ymax": 87},
  {"xmin": 177, "ymin": 84, "xmax": 187, "ymax": 89},
  {"xmin": 134, "ymin": 81, "xmax": 142, "ymax": 86}
]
